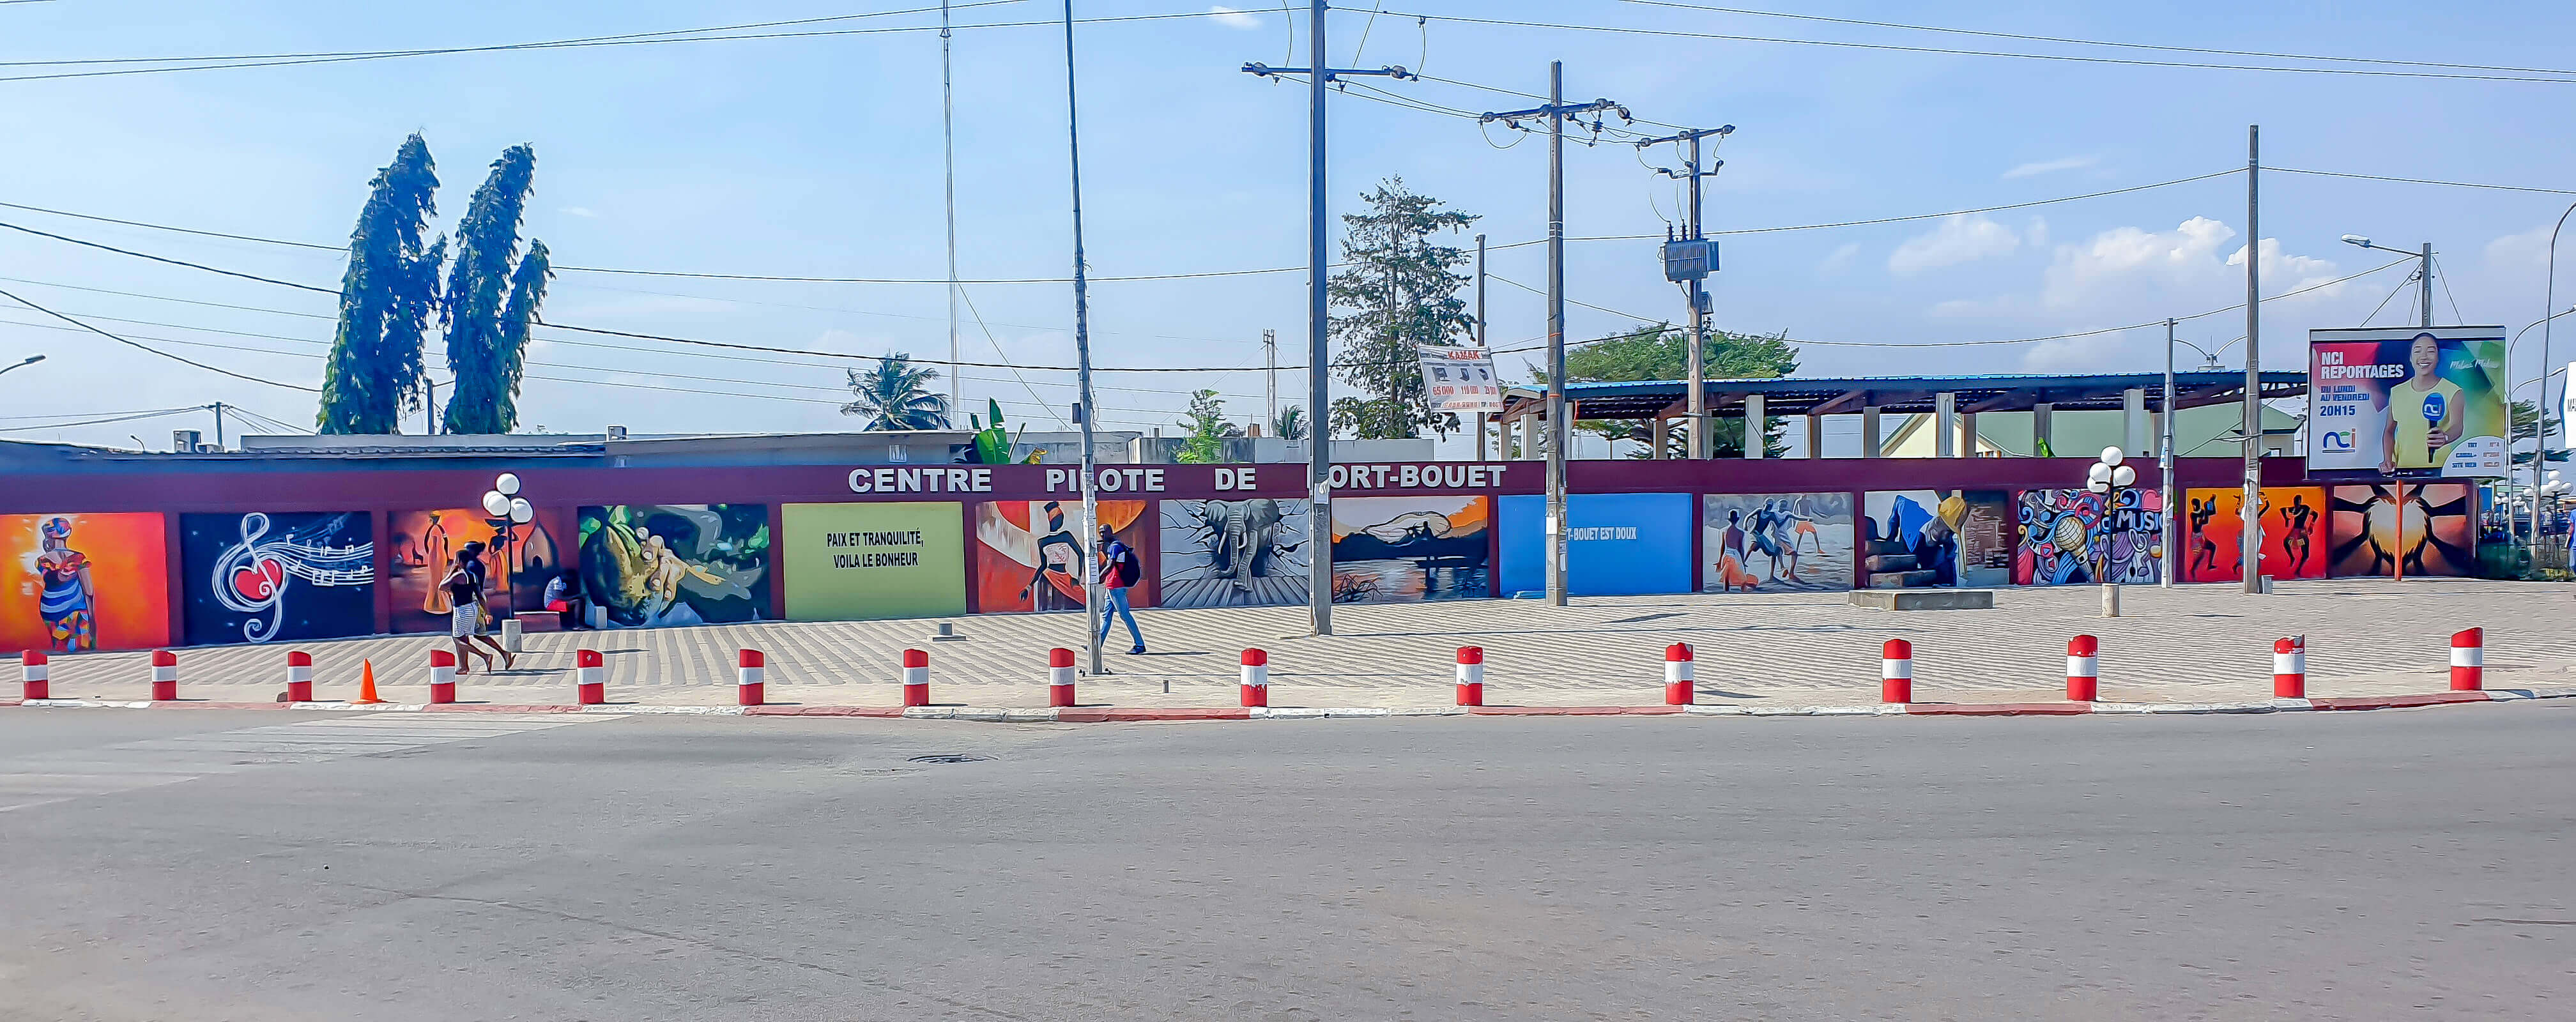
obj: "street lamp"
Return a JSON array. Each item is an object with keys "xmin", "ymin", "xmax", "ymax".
[
  {"xmin": 2340, "ymin": 234, "xmax": 2437, "ymax": 328},
  {"xmin": 2537, "ymin": 201, "xmax": 2576, "ymax": 545},
  {"xmin": 2503, "ymin": 306, "xmax": 2576, "ymax": 551},
  {"xmin": 0, "ymin": 354, "xmax": 43, "ymax": 378},
  {"xmin": 2086, "ymin": 445, "xmax": 2137, "ymax": 615},
  {"xmin": 479, "ymin": 473, "xmax": 533, "ymax": 614}
]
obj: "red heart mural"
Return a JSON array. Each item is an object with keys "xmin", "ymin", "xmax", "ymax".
[{"xmin": 232, "ymin": 558, "xmax": 285, "ymax": 601}]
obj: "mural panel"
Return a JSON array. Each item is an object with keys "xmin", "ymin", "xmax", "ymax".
[
  {"xmin": 2179, "ymin": 487, "xmax": 2329, "ymax": 583},
  {"xmin": 2328, "ymin": 483, "xmax": 2474, "ymax": 577},
  {"xmin": 1700, "ymin": 493, "xmax": 1853, "ymax": 593},
  {"xmin": 1160, "ymin": 498, "xmax": 1312, "ymax": 609},
  {"xmin": 1862, "ymin": 491, "xmax": 2013, "ymax": 588},
  {"xmin": 1330, "ymin": 495, "xmax": 1490, "ymax": 603},
  {"xmin": 972, "ymin": 500, "xmax": 1150, "ymax": 613},
  {"xmin": 179, "ymin": 512, "xmax": 374, "ymax": 646},
  {"xmin": 2014, "ymin": 489, "xmax": 2167, "ymax": 586},
  {"xmin": 387, "ymin": 507, "xmax": 579, "ymax": 633},
  {"xmin": 577, "ymin": 505, "xmax": 772, "ymax": 628},
  {"xmin": 783, "ymin": 502, "xmax": 965, "ymax": 621},
  {"xmin": 1499, "ymin": 493, "xmax": 1694, "ymax": 597},
  {"xmin": 0, "ymin": 512, "xmax": 170, "ymax": 652}
]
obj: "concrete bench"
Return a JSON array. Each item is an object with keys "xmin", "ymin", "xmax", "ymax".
[{"xmin": 1846, "ymin": 589, "xmax": 1996, "ymax": 611}]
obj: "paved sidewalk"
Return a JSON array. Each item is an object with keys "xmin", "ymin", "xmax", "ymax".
[{"xmin": 10, "ymin": 579, "xmax": 2573, "ymax": 710}]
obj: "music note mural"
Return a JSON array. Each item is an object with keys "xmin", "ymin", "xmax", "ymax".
[{"xmin": 180, "ymin": 512, "xmax": 376, "ymax": 646}]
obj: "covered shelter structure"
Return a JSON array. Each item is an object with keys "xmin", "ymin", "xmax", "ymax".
[{"xmin": 1492, "ymin": 370, "xmax": 2310, "ymax": 459}]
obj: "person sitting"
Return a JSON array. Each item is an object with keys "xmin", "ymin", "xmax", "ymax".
[{"xmin": 542, "ymin": 568, "xmax": 589, "ymax": 630}]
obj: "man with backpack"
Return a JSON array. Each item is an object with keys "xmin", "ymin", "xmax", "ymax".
[{"xmin": 1096, "ymin": 526, "xmax": 1146, "ymax": 655}]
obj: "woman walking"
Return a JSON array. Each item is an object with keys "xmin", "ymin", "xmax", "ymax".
[{"xmin": 443, "ymin": 548, "xmax": 514, "ymax": 675}]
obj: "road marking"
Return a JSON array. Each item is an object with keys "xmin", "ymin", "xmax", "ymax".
[{"xmin": 0, "ymin": 713, "xmax": 620, "ymax": 812}]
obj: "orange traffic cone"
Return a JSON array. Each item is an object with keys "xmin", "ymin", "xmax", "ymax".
[{"xmin": 349, "ymin": 659, "xmax": 388, "ymax": 705}]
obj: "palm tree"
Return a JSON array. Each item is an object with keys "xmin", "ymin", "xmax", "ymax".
[
  {"xmin": 1271, "ymin": 405, "xmax": 1310, "ymax": 441},
  {"xmin": 841, "ymin": 353, "xmax": 951, "ymax": 430}
]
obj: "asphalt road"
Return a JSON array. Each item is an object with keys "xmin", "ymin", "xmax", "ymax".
[{"xmin": 1, "ymin": 704, "xmax": 2569, "ymax": 1021}]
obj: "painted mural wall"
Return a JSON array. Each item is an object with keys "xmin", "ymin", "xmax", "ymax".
[
  {"xmin": 1863, "ymin": 491, "xmax": 2012, "ymax": 588},
  {"xmin": 1160, "ymin": 498, "xmax": 1312, "ymax": 609},
  {"xmin": 1499, "ymin": 493, "xmax": 1694, "ymax": 597},
  {"xmin": 0, "ymin": 512, "xmax": 171, "ymax": 652},
  {"xmin": 1701, "ymin": 492, "xmax": 1853, "ymax": 592},
  {"xmin": 578, "ymin": 505, "xmax": 772, "ymax": 627},
  {"xmin": 1330, "ymin": 495, "xmax": 1491, "ymax": 603},
  {"xmin": 782, "ymin": 502, "xmax": 965, "ymax": 621},
  {"xmin": 178, "ymin": 512, "xmax": 375, "ymax": 646},
  {"xmin": 972, "ymin": 500, "xmax": 1151, "ymax": 613},
  {"xmin": 2179, "ymin": 487, "xmax": 2329, "ymax": 583},
  {"xmin": 2014, "ymin": 489, "xmax": 2166, "ymax": 586},
  {"xmin": 386, "ymin": 507, "xmax": 579, "ymax": 633},
  {"xmin": 2328, "ymin": 483, "xmax": 2474, "ymax": 577}
]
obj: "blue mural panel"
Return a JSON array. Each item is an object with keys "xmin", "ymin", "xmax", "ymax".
[{"xmin": 1500, "ymin": 492, "xmax": 1694, "ymax": 597}]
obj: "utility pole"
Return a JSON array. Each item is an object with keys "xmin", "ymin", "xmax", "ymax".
[
  {"xmin": 1262, "ymin": 328, "xmax": 1278, "ymax": 436},
  {"xmin": 1481, "ymin": 63, "xmax": 1627, "ymax": 607},
  {"xmin": 425, "ymin": 379, "xmax": 438, "ymax": 434},
  {"xmin": 2241, "ymin": 125, "xmax": 2263, "ymax": 596},
  {"xmin": 1473, "ymin": 233, "xmax": 1488, "ymax": 461},
  {"xmin": 211, "ymin": 402, "xmax": 226, "ymax": 450},
  {"xmin": 1632, "ymin": 125, "xmax": 1732, "ymax": 459},
  {"xmin": 1241, "ymin": 5, "xmax": 1416, "ymax": 637},
  {"xmin": 2419, "ymin": 241, "xmax": 2435, "ymax": 328},
  {"xmin": 1062, "ymin": 1, "xmax": 1103, "ymax": 673},
  {"xmin": 942, "ymin": 0, "xmax": 962, "ymax": 425},
  {"xmin": 2160, "ymin": 319, "xmax": 2175, "ymax": 588}
]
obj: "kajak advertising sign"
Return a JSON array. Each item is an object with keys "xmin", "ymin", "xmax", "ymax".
[
  {"xmin": 1417, "ymin": 344, "xmax": 1502, "ymax": 414},
  {"xmin": 2306, "ymin": 326, "xmax": 2508, "ymax": 480}
]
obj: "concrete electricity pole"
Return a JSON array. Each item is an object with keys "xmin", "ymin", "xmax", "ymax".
[
  {"xmin": 1062, "ymin": 1, "xmax": 1104, "ymax": 672},
  {"xmin": 1473, "ymin": 233, "xmax": 1488, "ymax": 461},
  {"xmin": 1480, "ymin": 63, "xmax": 1627, "ymax": 607},
  {"xmin": 1632, "ymin": 125, "xmax": 1732, "ymax": 459},
  {"xmin": 2240, "ymin": 125, "xmax": 2263, "ymax": 596},
  {"xmin": 1262, "ymin": 328, "xmax": 1277, "ymax": 436},
  {"xmin": 1239, "ymin": 4, "xmax": 1417, "ymax": 636},
  {"xmin": 2160, "ymin": 319, "xmax": 2176, "ymax": 588}
]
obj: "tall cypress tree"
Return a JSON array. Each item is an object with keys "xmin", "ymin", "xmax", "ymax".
[
  {"xmin": 440, "ymin": 144, "xmax": 546, "ymax": 434},
  {"xmin": 1326, "ymin": 177, "xmax": 1478, "ymax": 440},
  {"xmin": 315, "ymin": 135, "xmax": 443, "ymax": 434}
]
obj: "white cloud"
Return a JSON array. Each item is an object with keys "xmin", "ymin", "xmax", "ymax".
[
  {"xmin": 1888, "ymin": 214, "xmax": 2020, "ymax": 274},
  {"xmin": 1208, "ymin": 5, "xmax": 1261, "ymax": 29},
  {"xmin": 2485, "ymin": 224, "xmax": 2554, "ymax": 270},
  {"xmin": 1818, "ymin": 242, "xmax": 1859, "ymax": 274},
  {"xmin": 2035, "ymin": 216, "xmax": 2237, "ymax": 309},
  {"xmin": 559, "ymin": 206, "xmax": 597, "ymax": 218},
  {"xmin": 2002, "ymin": 155, "xmax": 2098, "ymax": 179},
  {"xmin": 2025, "ymin": 217, "xmax": 2049, "ymax": 249},
  {"xmin": 2226, "ymin": 238, "xmax": 2346, "ymax": 301}
]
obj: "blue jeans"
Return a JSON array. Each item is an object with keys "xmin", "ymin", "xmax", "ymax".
[{"xmin": 1098, "ymin": 586, "xmax": 1143, "ymax": 649}]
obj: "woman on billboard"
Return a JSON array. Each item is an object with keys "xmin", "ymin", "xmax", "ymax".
[{"xmin": 2379, "ymin": 332, "xmax": 2467, "ymax": 476}]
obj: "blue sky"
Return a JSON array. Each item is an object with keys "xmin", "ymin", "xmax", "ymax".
[{"xmin": 3, "ymin": 0, "xmax": 2573, "ymax": 450}]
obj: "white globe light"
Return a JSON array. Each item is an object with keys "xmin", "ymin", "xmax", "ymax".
[
  {"xmin": 2087, "ymin": 463, "xmax": 2113, "ymax": 485},
  {"xmin": 2551, "ymin": 470, "xmax": 2564, "ymax": 483},
  {"xmin": 2099, "ymin": 446, "xmax": 2126, "ymax": 467},
  {"xmin": 509, "ymin": 498, "xmax": 534, "ymax": 524},
  {"xmin": 481, "ymin": 491, "xmax": 510, "ymax": 517},
  {"xmin": 2111, "ymin": 464, "xmax": 2137, "ymax": 487},
  {"xmin": 494, "ymin": 472, "xmax": 521, "ymax": 496},
  {"xmin": 2087, "ymin": 480, "xmax": 2110, "ymax": 494}
]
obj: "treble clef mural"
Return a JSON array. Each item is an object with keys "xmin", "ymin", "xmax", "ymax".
[{"xmin": 181, "ymin": 512, "xmax": 378, "ymax": 646}]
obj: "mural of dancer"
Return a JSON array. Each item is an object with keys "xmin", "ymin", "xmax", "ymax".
[
  {"xmin": 0, "ymin": 512, "xmax": 171, "ymax": 653},
  {"xmin": 1703, "ymin": 493, "xmax": 1852, "ymax": 592},
  {"xmin": 2327, "ymin": 483, "xmax": 2473, "ymax": 577},
  {"xmin": 180, "ymin": 512, "xmax": 376, "ymax": 645},
  {"xmin": 2014, "ymin": 489, "xmax": 2165, "ymax": 586},
  {"xmin": 1160, "ymin": 498, "xmax": 1312, "ymax": 608},
  {"xmin": 974, "ymin": 500, "xmax": 1151, "ymax": 613},
  {"xmin": 2179, "ymin": 487, "xmax": 2327, "ymax": 583},
  {"xmin": 387, "ymin": 507, "xmax": 575, "ymax": 632}
]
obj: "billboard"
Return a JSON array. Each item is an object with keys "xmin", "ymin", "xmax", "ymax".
[
  {"xmin": 578, "ymin": 505, "xmax": 772, "ymax": 628},
  {"xmin": 782, "ymin": 502, "xmax": 964, "ymax": 621},
  {"xmin": 1417, "ymin": 344, "xmax": 1503, "ymax": 414},
  {"xmin": 1702, "ymin": 493, "xmax": 1853, "ymax": 593},
  {"xmin": 0, "ymin": 512, "xmax": 171, "ymax": 652},
  {"xmin": 2308, "ymin": 326, "xmax": 2507, "ymax": 480},
  {"xmin": 1499, "ymin": 493, "xmax": 1693, "ymax": 597},
  {"xmin": 973, "ymin": 500, "xmax": 1149, "ymax": 614},
  {"xmin": 180, "ymin": 512, "xmax": 376, "ymax": 646}
]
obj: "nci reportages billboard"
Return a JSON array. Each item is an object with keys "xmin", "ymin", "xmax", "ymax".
[{"xmin": 2307, "ymin": 326, "xmax": 2507, "ymax": 480}]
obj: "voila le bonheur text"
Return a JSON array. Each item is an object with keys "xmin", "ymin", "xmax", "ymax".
[{"xmin": 825, "ymin": 530, "xmax": 922, "ymax": 568}]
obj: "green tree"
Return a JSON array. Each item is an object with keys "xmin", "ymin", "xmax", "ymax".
[
  {"xmin": 1326, "ymin": 178, "xmax": 1478, "ymax": 439},
  {"xmin": 316, "ymin": 135, "xmax": 444, "ymax": 434},
  {"xmin": 1270, "ymin": 404, "xmax": 1310, "ymax": 441},
  {"xmin": 841, "ymin": 353, "xmax": 951, "ymax": 430},
  {"xmin": 1538, "ymin": 322, "xmax": 1799, "ymax": 458},
  {"xmin": 2511, "ymin": 399, "xmax": 2566, "ymax": 466},
  {"xmin": 1175, "ymin": 389, "xmax": 1243, "ymax": 463},
  {"xmin": 440, "ymin": 145, "xmax": 549, "ymax": 434}
]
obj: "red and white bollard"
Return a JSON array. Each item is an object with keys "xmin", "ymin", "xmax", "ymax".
[
  {"xmin": 737, "ymin": 649, "xmax": 765, "ymax": 706},
  {"xmin": 285, "ymin": 650, "xmax": 314, "ymax": 703},
  {"xmin": 20, "ymin": 650, "xmax": 49, "ymax": 701},
  {"xmin": 2450, "ymin": 628, "xmax": 2483, "ymax": 691},
  {"xmin": 1455, "ymin": 646, "xmax": 1485, "ymax": 707},
  {"xmin": 1664, "ymin": 643, "xmax": 1694, "ymax": 706},
  {"xmin": 1881, "ymin": 639, "xmax": 1913, "ymax": 704},
  {"xmin": 2273, "ymin": 636, "xmax": 2306, "ymax": 699},
  {"xmin": 1048, "ymin": 647, "xmax": 1077, "ymax": 708},
  {"xmin": 576, "ymin": 648, "xmax": 606, "ymax": 705},
  {"xmin": 901, "ymin": 648, "xmax": 930, "ymax": 707},
  {"xmin": 2066, "ymin": 635, "xmax": 2099, "ymax": 702},
  {"xmin": 149, "ymin": 650, "xmax": 178, "ymax": 701},
  {"xmin": 1239, "ymin": 648, "xmax": 1269, "ymax": 708},
  {"xmin": 428, "ymin": 649, "xmax": 457, "ymax": 704}
]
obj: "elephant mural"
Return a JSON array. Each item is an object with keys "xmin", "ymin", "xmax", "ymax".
[{"xmin": 1159, "ymin": 498, "xmax": 1312, "ymax": 608}]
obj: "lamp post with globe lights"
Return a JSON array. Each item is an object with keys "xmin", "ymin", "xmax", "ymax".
[
  {"xmin": 479, "ymin": 473, "xmax": 534, "ymax": 616},
  {"xmin": 2087, "ymin": 446, "xmax": 2138, "ymax": 615}
]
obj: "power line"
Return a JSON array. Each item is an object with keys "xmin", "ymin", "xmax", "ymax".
[
  {"xmin": 1388, "ymin": 10, "xmax": 2576, "ymax": 86},
  {"xmin": 0, "ymin": 408, "xmax": 215, "ymax": 433},
  {"xmin": 0, "ymin": 220, "xmax": 338, "ymax": 293},
  {"xmin": 1616, "ymin": 1, "xmax": 2576, "ymax": 79},
  {"xmin": 0, "ymin": 285, "xmax": 320, "ymax": 390},
  {"xmin": 0, "ymin": 404, "xmax": 201, "ymax": 422},
  {"xmin": 2269, "ymin": 166, "xmax": 2576, "ymax": 196}
]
